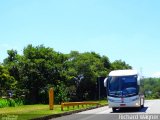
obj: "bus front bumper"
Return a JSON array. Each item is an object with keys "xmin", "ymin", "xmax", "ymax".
[{"xmin": 108, "ymin": 98, "xmax": 140, "ymax": 108}]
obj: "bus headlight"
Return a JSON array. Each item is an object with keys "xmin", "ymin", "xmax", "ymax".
[
  {"xmin": 108, "ymin": 98, "xmax": 114, "ymax": 102},
  {"xmin": 132, "ymin": 97, "xmax": 139, "ymax": 101}
]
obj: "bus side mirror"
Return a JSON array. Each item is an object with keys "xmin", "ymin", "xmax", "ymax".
[
  {"xmin": 137, "ymin": 76, "xmax": 140, "ymax": 85},
  {"xmin": 104, "ymin": 77, "xmax": 108, "ymax": 87}
]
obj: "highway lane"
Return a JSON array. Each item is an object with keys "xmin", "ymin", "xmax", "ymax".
[{"xmin": 51, "ymin": 100, "xmax": 160, "ymax": 120}]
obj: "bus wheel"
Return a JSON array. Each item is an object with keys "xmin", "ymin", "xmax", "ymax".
[
  {"xmin": 112, "ymin": 108, "xmax": 117, "ymax": 112},
  {"xmin": 141, "ymin": 104, "xmax": 144, "ymax": 108}
]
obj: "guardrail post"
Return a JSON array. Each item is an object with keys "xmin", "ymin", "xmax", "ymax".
[
  {"xmin": 49, "ymin": 88, "xmax": 54, "ymax": 110},
  {"xmin": 61, "ymin": 103, "xmax": 64, "ymax": 111}
]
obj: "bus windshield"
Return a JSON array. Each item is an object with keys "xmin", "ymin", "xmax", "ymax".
[{"xmin": 108, "ymin": 75, "xmax": 138, "ymax": 97}]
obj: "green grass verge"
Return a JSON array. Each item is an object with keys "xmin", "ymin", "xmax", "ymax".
[{"xmin": 0, "ymin": 100, "xmax": 108, "ymax": 120}]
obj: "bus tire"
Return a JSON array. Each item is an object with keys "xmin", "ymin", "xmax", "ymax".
[
  {"xmin": 141, "ymin": 104, "xmax": 144, "ymax": 108},
  {"xmin": 112, "ymin": 108, "xmax": 117, "ymax": 112}
]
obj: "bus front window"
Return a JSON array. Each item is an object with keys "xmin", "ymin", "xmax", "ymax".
[{"xmin": 108, "ymin": 75, "xmax": 138, "ymax": 97}]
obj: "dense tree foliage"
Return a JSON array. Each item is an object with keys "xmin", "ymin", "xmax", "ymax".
[
  {"xmin": 111, "ymin": 60, "xmax": 132, "ymax": 70},
  {"xmin": 65, "ymin": 51, "xmax": 111, "ymax": 101},
  {"xmin": 140, "ymin": 78, "xmax": 160, "ymax": 99},
  {"xmin": 0, "ymin": 64, "xmax": 17, "ymax": 97},
  {"xmin": 1, "ymin": 44, "xmax": 133, "ymax": 104}
]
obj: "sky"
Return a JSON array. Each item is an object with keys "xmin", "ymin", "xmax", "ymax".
[{"xmin": 0, "ymin": 0, "xmax": 160, "ymax": 77}]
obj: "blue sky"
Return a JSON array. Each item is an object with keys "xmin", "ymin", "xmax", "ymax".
[{"xmin": 0, "ymin": 0, "xmax": 160, "ymax": 77}]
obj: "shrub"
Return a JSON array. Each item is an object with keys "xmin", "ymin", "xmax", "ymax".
[
  {"xmin": 8, "ymin": 98, "xmax": 16, "ymax": 107},
  {"xmin": 0, "ymin": 99, "xmax": 9, "ymax": 108},
  {"xmin": 0, "ymin": 98, "xmax": 24, "ymax": 108},
  {"xmin": 54, "ymin": 82, "xmax": 70, "ymax": 104},
  {"xmin": 14, "ymin": 98, "xmax": 24, "ymax": 106}
]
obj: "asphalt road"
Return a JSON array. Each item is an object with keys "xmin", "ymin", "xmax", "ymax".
[{"xmin": 51, "ymin": 100, "xmax": 160, "ymax": 120}]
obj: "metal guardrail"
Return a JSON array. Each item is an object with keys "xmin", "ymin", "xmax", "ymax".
[{"xmin": 61, "ymin": 102, "xmax": 100, "ymax": 111}]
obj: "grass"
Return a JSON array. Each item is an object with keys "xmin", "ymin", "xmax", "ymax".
[
  {"xmin": 0, "ymin": 100, "xmax": 108, "ymax": 120},
  {"xmin": 0, "ymin": 104, "xmax": 65, "ymax": 120},
  {"xmin": 97, "ymin": 99, "xmax": 107, "ymax": 105}
]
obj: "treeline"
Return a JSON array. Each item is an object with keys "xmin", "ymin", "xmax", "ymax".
[
  {"xmin": 140, "ymin": 78, "xmax": 160, "ymax": 99},
  {"xmin": 0, "ymin": 44, "xmax": 132, "ymax": 104}
]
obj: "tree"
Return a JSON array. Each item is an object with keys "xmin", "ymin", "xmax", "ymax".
[
  {"xmin": 0, "ymin": 64, "xmax": 16, "ymax": 97},
  {"xmin": 3, "ymin": 49, "xmax": 20, "ymax": 81},
  {"xmin": 8, "ymin": 44, "xmax": 67, "ymax": 104},
  {"xmin": 65, "ymin": 51, "xmax": 111, "ymax": 100},
  {"xmin": 111, "ymin": 60, "xmax": 132, "ymax": 70},
  {"xmin": 54, "ymin": 81, "xmax": 70, "ymax": 104},
  {"xmin": 140, "ymin": 78, "xmax": 160, "ymax": 99},
  {"xmin": 3, "ymin": 45, "xmax": 69, "ymax": 104},
  {"xmin": 2, "ymin": 45, "xmax": 133, "ymax": 104}
]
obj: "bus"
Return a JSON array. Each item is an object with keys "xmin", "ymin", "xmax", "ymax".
[{"xmin": 104, "ymin": 69, "xmax": 144, "ymax": 112}]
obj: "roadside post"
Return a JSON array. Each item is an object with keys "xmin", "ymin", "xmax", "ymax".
[{"xmin": 49, "ymin": 88, "xmax": 54, "ymax": 110}]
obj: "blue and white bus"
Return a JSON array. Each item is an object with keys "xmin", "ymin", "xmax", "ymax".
[{"xmin": 104, "ymin": 70, "xmax": 144, "ymax": 112}]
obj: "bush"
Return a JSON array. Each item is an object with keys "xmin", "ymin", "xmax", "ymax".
[
  {"xmin": 0, "ymin": 98, "xmax": 24, "ymax": 108},
  {"xmin": 0, "ymin": 99, "xmax": 8, "ymax": 108},
  {"xmin": 14, "ymin": 98, "xmax": 24, "ymax": 106},
  {"xmin": 38, "ymin": 82, "xmax": 70, "ymax": 104},
  {"xmin": 8, "ymin": 98, "xmax": 16, "ymax": 107},
  {"xmin": 54, "ymin": 82, "xmax": 70, "ymax": 104}
]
